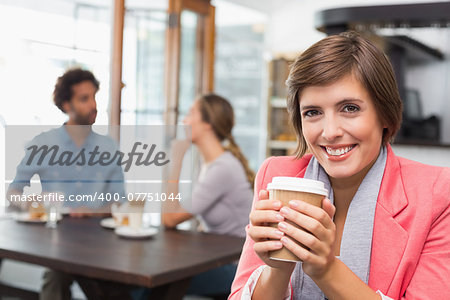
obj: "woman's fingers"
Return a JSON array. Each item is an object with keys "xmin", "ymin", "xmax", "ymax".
[
  {"xmin": 248, "ymin": 225, "xmax": 285, "ymax": 242},
  {"xmin": 280, "ymin": 236, "xmax": 326, "ymax": 266},
  {"xmin": 254, "ymin": 198, "xmax": 281, "ymax": 211},
  {"xmin": 259, "ymin": 189, "xmax": 269, "ymax": 200},
  {"xmin": 277, "ymin": 221, "xmax": 329, "ymax": 256},
  {"xmin": 248, "ymin": 190, "xmax": 284, "ymax": 243},
  {"xmin": 250, "ymin": 208, "xmax": 284, "ymax": 226},
  {"xmin": 250, "ymin": 195, "xmax": 283, "ymax": 226},
  {"xmin": 322, "ymin": 198, "xmax": 336, "ymax": 219},
  {"xmin": 280, "ymin": 207, "xmax": 330, "ymax": 241},
  {"xmin": 253, "ymin": 240, "xmax": 283, "ymax": 255},
  {"xmin": 264, "ymin": 198, "xmax": 337, "ymax": 279},
  {"xmin": 288, "ymin": 199, "xmax": 335, "ymax": 230}
]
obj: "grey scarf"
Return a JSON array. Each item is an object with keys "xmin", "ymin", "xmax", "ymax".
[{"xmin": 291, "ymin": 147, "xmax": 387, "ymax": 300}]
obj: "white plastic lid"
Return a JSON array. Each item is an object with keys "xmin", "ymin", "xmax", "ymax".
[{"xmin": 267, "ymin": 177, "xmax": 328, "ymax": 196}]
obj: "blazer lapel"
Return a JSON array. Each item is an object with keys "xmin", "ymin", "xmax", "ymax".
[
  {"xmin": 294, "ymin": 154, "xmax": 312, "ymax": 178},
  {"xmin": 368, "ymin": 145, "xmax": 409, "ymax": 295}
]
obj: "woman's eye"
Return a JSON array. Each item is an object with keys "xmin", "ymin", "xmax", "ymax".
[
  {"xmin": 303, "ymin": 110, "xmax": 320, "ymax": 118},
  {"xmin": 342, "ymin": 105, "xmax": 360, "ymax": 113}
]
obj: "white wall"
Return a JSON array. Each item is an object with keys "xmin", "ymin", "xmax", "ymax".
[
  {"xmin": 392, "ymin": 144, "xmax": 450, "ymax": 167},
  {"xmin": 403, "ymin": 28, "xmax": 450, "ymax": 143},
  {"xmin": 263, "ymin": 0, "xmax": 450, "ymax": 143},
  {"xmin": 264, "ymin": 0, "xmax": 450, "ymax": 53}
]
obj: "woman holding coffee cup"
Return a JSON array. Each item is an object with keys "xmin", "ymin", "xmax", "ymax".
[{"xmin": 229, "ymin": 32, "xmax": 450, "ymax": 300}]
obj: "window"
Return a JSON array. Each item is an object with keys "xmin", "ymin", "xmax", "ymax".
[
  {"xmin": 0, "ymin": 0, "xmax": 112, "ymax": 125},
  {"xmin": 121, "ymin": 8, "xmax": 167, "ymax": 125},
  {"xmin": 214, "ymin": 1, "xmax": 267, "ymax": 170}
]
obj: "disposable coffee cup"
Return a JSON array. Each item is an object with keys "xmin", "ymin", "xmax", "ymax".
[{"xmin": 267, "ymin": 177, "xmax": 328, "ymax": 262}]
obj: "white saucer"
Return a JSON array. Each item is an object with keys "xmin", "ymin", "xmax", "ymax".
[
  {"xmin": 14, "ymin": 212, "xmax": 62, "ymax": 223},
  {"xmin": 115, "ymin": 226, "xmax": 158, "ymax": 239},
  {"xmin": 100, "ymin": 217, "xmax": 117, "ymax": 229}
]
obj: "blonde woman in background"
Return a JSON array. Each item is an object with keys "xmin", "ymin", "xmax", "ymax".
[{"xmin": 156, "ymin": 94, "xmax": 254, "ymax": 298}]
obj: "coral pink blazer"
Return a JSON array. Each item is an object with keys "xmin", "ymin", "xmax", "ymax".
[{"xmin": 229, "ymin": 145, "xmax": 450, "ymax": 300}]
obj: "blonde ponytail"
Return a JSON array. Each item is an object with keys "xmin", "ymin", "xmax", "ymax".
[
  {"xmin": 224, "ymin": 135, "xmax": 255, "ymax": 188},
  {"xmin": 198, "ymin": 93, "xmax": 256, "ymax": 188}
]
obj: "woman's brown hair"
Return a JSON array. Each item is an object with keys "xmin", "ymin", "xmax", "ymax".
[
  {"xmin": 198, "ymin": 94, "xmax": 256, "ymax": 187},
  {"xmin": 286, "ymin": 31, "xmax": 403, "ymax": 158}
]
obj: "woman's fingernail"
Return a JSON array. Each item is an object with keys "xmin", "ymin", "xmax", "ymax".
[
  {"xmin": 289, "ymin": 200, "xmax": 298, "ymax": 207},
  {"xmin": 273, "ymin": 201, "xmax": 281, "ymax": 208},
  {"xmin": 274, "ymin": 241, "xmax": 283, "ymax": 248},
  {"xmin": 274, "ymin": 230, "xmax": 284, "ymax": 237},
  {"xmin": 280, "ymin": 207, "xmax": 289, "ymax": 215},
  {"xmin": 278, "ymin": 222, "xmax": 287, "ymax": 230},
  {"xmin": 280, "ymin": 237, "xmax": 289, "ymax": 244},
  {"xmin": 275, "ymin": 213, "xmax": 284, "ymax": 221}
]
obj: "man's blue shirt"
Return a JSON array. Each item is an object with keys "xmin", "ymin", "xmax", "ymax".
[{"xmin": 8, "ymin": 125, "xmax": 125, "ymax": 208}]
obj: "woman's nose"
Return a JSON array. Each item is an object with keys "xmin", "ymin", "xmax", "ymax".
[{"xmin": 321, "ymin": 115, "xmax": 343, "ymax": 141}]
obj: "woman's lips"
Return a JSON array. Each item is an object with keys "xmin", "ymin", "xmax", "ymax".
[{"xmin": 320, "ymin": 144, "xmax": 357, "ymax": 161}]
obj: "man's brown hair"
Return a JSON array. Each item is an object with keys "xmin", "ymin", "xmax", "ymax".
[
  {"xmin": 53, "ymin": 68, "xmax": 99, "ymax": 113},
  {"xmin": 286, "ymin": 31, "xmax": 403, "ymax": 158}
]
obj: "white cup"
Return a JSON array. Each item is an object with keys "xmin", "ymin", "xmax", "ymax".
[{"xmin": 128, "ymin": 211, "xmax": 143, "ymax": 230}]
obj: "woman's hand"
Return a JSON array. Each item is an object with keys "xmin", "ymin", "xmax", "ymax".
[
  {"xmin": 277, "ymin": 198, "xmax": 336, "ymax": 280},
  {"xmin": 248, "ymin": 190, "xmax": 296, "ymax": 273},
  {"xmin": 170, "ymin": 139, "xmax": 191, "ymax": 163}
]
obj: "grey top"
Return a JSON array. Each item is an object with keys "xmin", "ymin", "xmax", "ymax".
[
  {"xmin": 291, "ymin": 146, "xmax": 387, "ymax": 300},
  {"xmin": 182, "ymin": 151, "xmax": 253, "ymax": 238}
]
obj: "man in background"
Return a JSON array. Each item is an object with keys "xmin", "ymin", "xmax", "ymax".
[{"xmin": 7, "ymin": 68, "xmax": 125, "ymax": 300}]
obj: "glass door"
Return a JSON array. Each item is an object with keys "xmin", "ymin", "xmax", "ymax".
[{"xmin": 164, "ymin": 0, "xmax": 215, "ymax": 126}]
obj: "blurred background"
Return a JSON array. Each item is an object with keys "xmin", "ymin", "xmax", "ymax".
[{"xmin": 1, "ymin": 0, "xmax": 450, "ymax": 168}]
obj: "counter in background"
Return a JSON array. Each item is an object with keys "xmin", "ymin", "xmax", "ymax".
[{"xmin": 392, "ymin": 143, "xmax": 450, "ymax": 167}]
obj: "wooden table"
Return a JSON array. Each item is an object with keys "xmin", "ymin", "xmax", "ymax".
[{"xmin": 0, "ymin": 217, "xmax": 245, "ymax": 299}]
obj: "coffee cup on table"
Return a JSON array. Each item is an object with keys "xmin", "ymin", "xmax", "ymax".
[
  {"xmin": 267, "ymin": 177, "xmax": 328, "ymax": 262},
  {"xmin": 127, "ymin": 199, "xmax": 145, "ymax": 231},
  {"xmin": 111, "ymin": 203, "xmax": 129, "ymax": 226}
]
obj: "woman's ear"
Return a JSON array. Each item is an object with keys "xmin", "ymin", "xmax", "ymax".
[{"xmin": 203, "ymin": 122, "xmax": 213, "ymax": 132}]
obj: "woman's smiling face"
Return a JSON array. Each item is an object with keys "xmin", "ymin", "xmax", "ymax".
[{"xmin": 300, "ymin": 74, "xmax": 385, "ymax": 179}]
